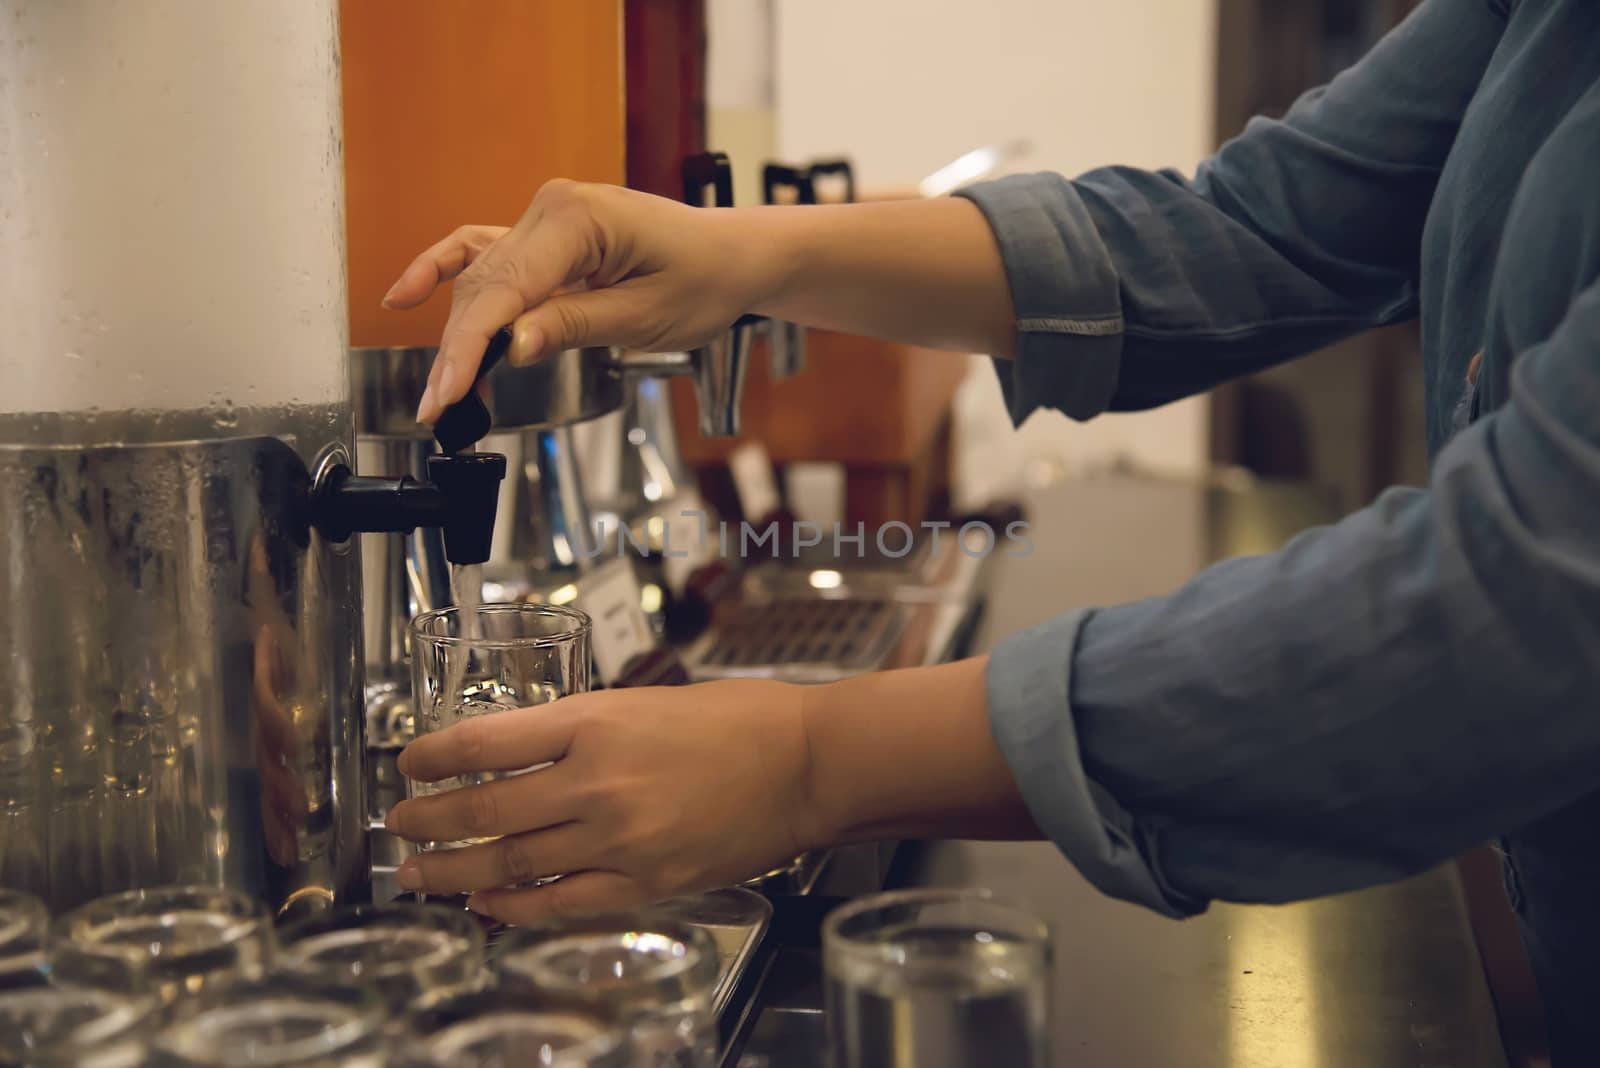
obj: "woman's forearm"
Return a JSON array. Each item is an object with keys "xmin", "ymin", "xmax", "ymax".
[
  {"xmin": 799, "ymin": 656, "xmax": 1043, "ymax": 845},
  {"xmin": 729, "ymin": 197, "xmax": 1018, "ymax": 358}
]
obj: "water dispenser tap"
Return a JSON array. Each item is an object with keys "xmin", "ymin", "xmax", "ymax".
[
  {"xmin": 315, "ymin": 327, "xmax": 516, "ymax": 563},
  {"xmin": 683, "ymin": 152, "xmax": 756, "ymax": 437},
  {"xmin": 312, "ymin": 452, "xmax": 507, "ymax": 565}
]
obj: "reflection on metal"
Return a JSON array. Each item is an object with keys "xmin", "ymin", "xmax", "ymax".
[
  {"xmin": 1224, "ymin": 899, "xmax": 1322, "ymax": 1068},
  {"xmin": 354, "ymin": 434, "xmax": 450, "ymax": 708},
  {"xmin": 0, "ymin": 428, "xmax": 365, "ymax": 917}
]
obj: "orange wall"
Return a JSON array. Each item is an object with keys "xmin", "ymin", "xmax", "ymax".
[{"xmin": 341, "ymin": 2, "xmax": 625, "ymax": 347}]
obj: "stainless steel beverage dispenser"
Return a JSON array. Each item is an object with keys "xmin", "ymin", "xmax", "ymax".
[{"xmin": 0, "ymin": 1, "xmax": 509, "ymax": 918}]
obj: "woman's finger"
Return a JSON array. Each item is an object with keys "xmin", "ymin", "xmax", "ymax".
[
  {"xmin": 381, "ymin": 225, "xmax": 509, "ymax": 310},
  {"xmin": 507, "ymin": 285, "xmax": 668, "ymax": 367},
  {"xmin": 418, "ymin": 284, "xmax": 531, "ymax": 423},
  {"xmin": 395, "ymin": 821, "xmax": 594, "ymax": 895},
  {"xmin": 385, "ymin": 764, "xmax": 576, "ymax": 844},
  {"xmin": 421, "ymin": 212, "xmax": 601, "ymax": 422},
  {"xmin": 398, "ymin": 700, "xmax": 580, "ymax": 783},
  {"xmin": 466, "ymin": 870, "xmax": 642, "ymax": 925}
]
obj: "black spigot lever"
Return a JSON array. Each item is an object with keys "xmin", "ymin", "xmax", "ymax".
[
  {"xmin": 313, "ymin": 452, "xmax": 508, "ymax": 565},
  {"xmin": 432, "ymin": 327, "xmax": 514, "ymax": 456}
]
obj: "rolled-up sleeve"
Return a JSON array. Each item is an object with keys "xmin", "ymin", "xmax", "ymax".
[
  {"xmin": 956, "ymin": 0, "xmax": 1504, "ymax": 424},
  {"xmin": 986, "ymin": 609, "xmax": 1204, "ymax": 918},
  {"xmin": 987, "ymin": 274, "xmax": 1600, "ymax": 914}
]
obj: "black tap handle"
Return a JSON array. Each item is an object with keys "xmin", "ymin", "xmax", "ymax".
[
  {"xmin": 806, "ymin": 159, "xmax": 856, "ymax": 204},
  {"xmin": 762, "ymin": 162, "xmax": 817, "ymax": 206},
  {"xmin": 432, "ymin": 326, "xmax": 514, "ymax": 455},
  {"xmin": 682, "ymin": 152, "xmax": 735, "ymax": 208},
  {"xmin": 311, "ymin": 453, "xmax": 507, "ymax": 565}
]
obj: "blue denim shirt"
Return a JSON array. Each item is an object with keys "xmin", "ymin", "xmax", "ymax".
[{"xmin": 962, "ymin": 0, "xmax": 1600, "ymax": 1055}]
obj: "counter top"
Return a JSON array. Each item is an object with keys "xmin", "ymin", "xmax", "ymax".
[{"xmin": 726, "ymin": 474, "xmax": 1511, "ymax": 1067}]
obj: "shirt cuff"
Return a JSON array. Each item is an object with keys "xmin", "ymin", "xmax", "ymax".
[
  {"xmin": 985, "ymin": 608, "xmax": 1206, "ymax": 919},
  {"xmin": 956, "ymin": 174, "xmax": 1126, "ymax": 425}
]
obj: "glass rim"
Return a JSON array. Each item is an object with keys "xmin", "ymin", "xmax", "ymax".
[
  {"xmin": 0, "ymin": 888, "xmax": 47, "ymax": 945},
  {"xmin": 493, "ymin": 913, "xmax": 719, "ymax": 995},
  {"xmin": 822, "ymin": 888, "xmax": 1050, "ymax": 967},
  {"xmin": 57, "ymin": 884, "xmax": 271, "ymax": 955},
  {"xmin": 0, "ymin": 985, "xmax": 157, "ymax": 1050},
  {"xmin": 410, "ymin": 602, "xmax": 592, "ymax": 649},
  {"xmin": 277, "ymin": 903, "xmax": 486, "ymax": 978},
  {"xmin": 425, "ymin": 1009, "xmax": 625, "ymax": 1060},
  {"xmin": 158, "ymin": 994, "xmax": 382, "ymax": 1064}
]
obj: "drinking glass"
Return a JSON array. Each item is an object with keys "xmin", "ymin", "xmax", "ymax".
[
  {"xmin": 153, "ymin": 975, "xmax": 386, "ymax": 1068},
  {"xmin": 823, "ymin": 889, "xmax": 1052, "ymax": 1068},
  {"xmin": 424, "ymin": 1011, "xmax": 629, "ymax": 1068},
  {"xmin": 493, "ymin": 910, "xmax": 720, "ymax": 1067},
  {"xmin": 0, "ymin": 985, "xmax": 156, "ymax": 1068},
  {"xmin": 51, "ymin": 885, "xmax": 273, "ymax": 1005},
  {"xmin": 0, "ymin": 888, "xmax": 48, "ymax": 989},
  {"xmin": 275, "ymin": 903, "xmax": 489, "ymax": 1017},
  {"xmin": 408, "ymin": 604, "xmax": 591, "ymax": 854}
]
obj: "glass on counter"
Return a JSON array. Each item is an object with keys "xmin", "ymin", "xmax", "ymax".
[
  {"xmin": 423, "ymin": 1010, "xmax": 629, "ymax": 1068},
  {"xmin": 823, "ymin": 888, "xmax": 1052, "ymax": 1068},
  {"xmin": 0, "ymin": 888, "xmax": 48, "ymax": 989},
  {"xmin": 275, "ymin": 903, "xmax": 489, "ymax": 1017},
  {"xmin": 0, "ymin": 985, "xmax": 156, "ymax": 1068},
  {"xmin": 408, "ymin": 603, "xmax": 591, "ymax": 858},
  {"xmin": 50, "ymin": 885, "xmax": 273, "ymax": 1005},
  {"xmin": 493, "ymin": 910, "xmax": 720, "ymax": 1068},
  {"xmin": 152, "ymin": 975, "xmax": 387, "ymax": 1068}
]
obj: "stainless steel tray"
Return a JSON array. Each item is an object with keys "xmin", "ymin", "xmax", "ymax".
[
  {"xmin": 653, "ymin": 886, "xmax": 773, "ymax": 1015},
  {"xmin": 685, "ymin": 598, "xmax": 906, "ymax": 683},
  {"xmin": 474, "ymin": 885, "xmax": 772, "ymax": 1018}
]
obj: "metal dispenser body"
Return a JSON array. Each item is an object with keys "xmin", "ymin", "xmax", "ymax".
[
  {"xmin": 0, "ymin": 430, "xmax": 365, "ymax": 916},
  {"xmin": 0, "ymin": 2, "xmax": 509, "ymax": 917}
]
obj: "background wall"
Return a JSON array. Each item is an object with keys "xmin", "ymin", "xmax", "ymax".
[{"xmin": 709, "ymin": 0, "xmax": 1220, "ymax": 505}]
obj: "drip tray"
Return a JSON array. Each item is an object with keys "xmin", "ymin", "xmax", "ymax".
[{"xmin": 685, "ymin": 598, "xmax": 906, "ymax": 683}]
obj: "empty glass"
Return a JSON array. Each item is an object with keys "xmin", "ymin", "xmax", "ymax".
[
  {"xmin": 0, "ymin": 888, "xmax": 48, "ymax": 989},
  {"xmin": 824, "ymin": 889, "xmax": 1052, "ymax": 1068},
  {"xmin": 153, "ymin": 976, "xmax": 386, "ymax": 1067},
  {"xmin": 424, "ymin": 1011, "xmax": 629, "ymax": 1068},
  {"xmin": 0, "ymin": 985, "xmax": 156, "ymax": 1068},
  {"xmin": 493, "ymin": 910, "xmax": 720, "ymax": 1067},
  {"xmin": 51, "ymin": 885, "xmax": 273, "ymax": 1005},
  {"xmin": 275, "ymin": 903, "xmax": 489, "ymax": 1017},
  {"xmin": 408, "ymin": 604, "xmax": 590, "ymax": 855}
]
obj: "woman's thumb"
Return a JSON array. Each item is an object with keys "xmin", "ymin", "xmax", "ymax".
[{"xmin": 508, "ymin": 290, "xmax": 637, "ymax": 365}]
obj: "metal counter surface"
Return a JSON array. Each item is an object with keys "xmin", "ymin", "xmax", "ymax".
[{"xmin": 735, "ymin": 474, "xmax": 1510, "ymax": 1067}]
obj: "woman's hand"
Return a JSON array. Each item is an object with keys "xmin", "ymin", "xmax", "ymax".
[
  {"xmin": 384, "ymin": 679, "xmax": 819, "ymax": 923},
  {"xmin": 383, "ymin": 180, "xmax": 1015, "ymax": 424},
  {"xmin": 381, "ymin": 181, "xmax": 773, "ymax": 424}
]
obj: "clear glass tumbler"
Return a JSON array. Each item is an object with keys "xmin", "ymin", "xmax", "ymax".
[
  {"xmin": 0, "ymin": 888, "xmax": 48, "ymax": 989},
  {"xmin": 493, "ymin": 910, "xmax": 720, "ymax": 1067},
  {"xmin": 0, "ymin": 985, "xmax": 156, "ymax": 1068},
  {"xmin": 51, "ymin": 885, "xmax": 274, "ymax": 1005},
  {"xmin": 408, "ymin": 604, "xmax": 591, "ymax": 854},
  {"xmin": 275, "ymin": 903, "xmax": 489, "ymax": 1017},
  {"xmin": 423, "ymin": 1010, "xmax": 629, "ymax": 1068},
  {"xmin": 153, "ymin": 975, "xmax": 387, "ymax": 1068},
  {"xmin": 823, "ymin": 888, "xmax": 1052, "ymax": 1068}
]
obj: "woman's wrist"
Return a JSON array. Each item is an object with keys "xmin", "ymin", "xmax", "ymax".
[
  {"xmin": 714, "ymin": 199, "xmax": 1015, "ymax": 356},
  {"xmin": 796, "ymin": 657, "xmax": 1042, "ymax": 847},
  {"xmin": 712, "ymin": 207, "xmax": 807, "ymax": 321}
]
